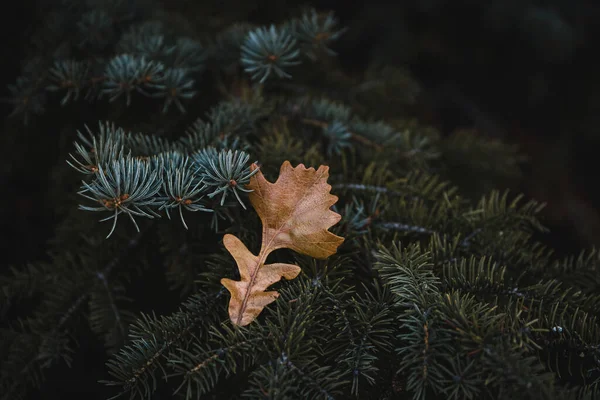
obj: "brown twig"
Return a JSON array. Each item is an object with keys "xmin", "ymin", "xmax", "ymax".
[{"xmin": 296, "ymin": 117, "xmax": 385, "ymax": 151}]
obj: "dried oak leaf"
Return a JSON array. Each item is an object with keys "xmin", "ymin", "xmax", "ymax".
[{"xmin": 221, "ymin": 160, "xmax": 344, "ymax": 326}]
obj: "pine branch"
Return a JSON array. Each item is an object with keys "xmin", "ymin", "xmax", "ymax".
[{"xmin": 4, "ymin": 2, "xmax": 600, "ymax": 399}]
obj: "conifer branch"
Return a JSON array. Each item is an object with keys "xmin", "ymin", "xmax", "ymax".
[{"xmin": 4, "ymin": 2, "xmax": 599, "ymax": 399}]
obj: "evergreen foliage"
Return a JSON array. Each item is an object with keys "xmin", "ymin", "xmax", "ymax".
[{"xmin": 1, "ymin": 1, "xmax": 599, "ymax": 400}]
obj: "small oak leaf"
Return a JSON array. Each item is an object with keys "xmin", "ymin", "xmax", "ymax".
[
  {"xmin": 221, "ymin": 160, "xmax": 344, "ymax": 326},
  {"xmin": 220, "ymin": 234, "xmax": 301, "ymax": 326}
]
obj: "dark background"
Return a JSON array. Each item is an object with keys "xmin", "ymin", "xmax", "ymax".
[{"xmin": 2, "ymin": 0, "xmax": 600, "ymax": 292}]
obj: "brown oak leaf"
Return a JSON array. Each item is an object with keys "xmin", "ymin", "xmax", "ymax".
[{"xmin": 221, "ymin": 160, "xmax": 344, "ymax": 326}]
